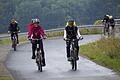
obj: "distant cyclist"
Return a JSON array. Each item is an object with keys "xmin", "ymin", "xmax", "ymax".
[
  {"xmin": 109, "ymin": 15, "xmax": 115, "ymax": 30},
  {"xmin": 63, "ymin": 19, "xmax": 83, "ymax": 61},
  {"xmin": 8, "ymin": 19, "xmax": 20, "ymax": 44},
  {"xmin": 28, "ymin": 18, "xmax": 46, "ymax": 66},
  {"xmin": 102, "ymin": 15, "xmax": 110, "ymax": 34}
]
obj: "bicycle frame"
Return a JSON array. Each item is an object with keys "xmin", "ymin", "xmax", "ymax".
[
  {"xmin": 11, "ymin": 32, "xmax": 17, "ymax": 51},
  {"xmin": 103, "ymin": 22, "xmax": 115, "ymax": 37},
  {"xmin": 108, "ymin": 25, "xmax": 115, "ymax": 37},
  {"xmin": 32, "ymin": 39, "xmax": 43, "ymax": 72},
  {"xmin": 68, "ymin": 39, "xmax": 79, "ymax": 71},
  {"xmin": 70, "ymin": 39, "xmax": 78, "ymax": 59}
]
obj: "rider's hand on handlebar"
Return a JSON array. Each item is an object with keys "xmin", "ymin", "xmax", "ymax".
[
  {"xmin": 8, "ymin": 31, "xmax": 10, "ymax": 33},
  {"xmin": 43, "ymin": 36, "xmax": 47, "ymax": 39},
  {"xmin": 63, "ymin": 38, "xmax": 67, "ymax": 41},
  {"xmin": 18, "ymin": 30, "xmax": 21, "ymax": 33},
  {"xmin": 79, "ymin": 36, "xmax": 83, "ymax": 40}
]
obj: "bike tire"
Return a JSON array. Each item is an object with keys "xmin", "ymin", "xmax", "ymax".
[
  {"xmin": 13, "ymin": 44, "xmax": 16, "ymax": 51},
  {"xmin": 38, "ymin": 64, "xmax": 42, "ymax": 72},
  {"xmin": 71, "ymin": 60, "xmax": 74, "ymax": 70},
  {"xmin": 74, "ymin": 59, "xmax": 77, "ymax": 71},
  {"xmin": 38, "ymin": 57, "xmax": 42, "ymax": 72}
]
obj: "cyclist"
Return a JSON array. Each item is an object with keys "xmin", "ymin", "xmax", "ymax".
[
  {"xmin": 28, "ymin": 19, "xmax": 35, "ymax": 38},
  {"xmin": 103, "ymin": 15, "xmax": 109, "ymax": 34},
  {"xmin": 102, "ymin": 15, "xmax": 110, "ymax": 34},
  {"xmin": 109, "ymin": 15, "xmax": 115, "ymax": 30},
  {"xmin": 8, "ymin": 19, "xmax": 20, "ymax": 44},
  {"xmin": 28, "ymin": 18, "xmax": 46, "ymax": 66},
  {"xmin": 63, "ymin": 19, "xmax": 83, "ymax": 61}
]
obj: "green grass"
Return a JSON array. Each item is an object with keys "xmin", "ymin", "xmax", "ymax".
[
  {"xmin": 0, "ymin": 76, "xmax": 12, "ymax": 80},
  {"xmin": 80, "ymin": 37, "xmax": 120, "ymax": 72},
  {"xmin": 80, "ymin": 28, "xmax": 102, "ymax": 35},
  {"xmin": 0, "ymin": 36, "xmax": 27, "ymax": 44},
  {"xmin": 0, "ymin": 28, "xmax": 102, "ymax": 44}
]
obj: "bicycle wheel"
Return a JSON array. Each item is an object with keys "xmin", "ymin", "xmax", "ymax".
[
  {"xmin": 74, "ymin": 59, "xmax": 77, "ymax": 71},
  {"xmin": 14, "ymin": 45, "xmax": 16, "ymax": 51},
  {"xmin": 13, "ymin": 41, "xmax": 16, "ymax": 51},
  {"xmin": 38, "ymin": 63, "xmax": 42, "ymax": 72},
  {"xmin": 71, "ymin": 60, "xmax": 74, "ymax": 70},
  {"xmin": 37, "ymin": 57, "xmax": 42, "ymax": 72}
]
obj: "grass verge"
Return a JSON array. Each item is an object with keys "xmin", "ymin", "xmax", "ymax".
[
  {"xmin": 80, "ymin": 37, "xmax": 120, "ymax": 72},
  {"xmin": 0, "ymin": 76, "xmax": 12, "ymax": 80},
  {"xmin": 0, "ymin": 28, "xmax": 102, "ymax": 44}
]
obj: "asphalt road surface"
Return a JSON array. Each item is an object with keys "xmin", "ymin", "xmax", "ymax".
[{"xmin": 6, "ymin": 35, "xmax": 120, "ymax": 80}]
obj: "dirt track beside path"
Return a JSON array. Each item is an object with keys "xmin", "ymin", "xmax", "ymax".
[{"xmin": 0, "ymin": 44, "xmax": 13, "ymax": 79}]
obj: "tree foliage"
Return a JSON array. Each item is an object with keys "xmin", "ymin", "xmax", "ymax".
[{"xmin": 0, "ymin": 0, "xmax": 120, "ymax": 33}]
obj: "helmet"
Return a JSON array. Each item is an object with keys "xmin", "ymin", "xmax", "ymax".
[
  {"xmin": 11, "ymin": 19, "xmax": 16, "ymax": 23},
  {"xmin": 68, "ymin": 19, "xmax": 74, "ymax": 22},
  {"xmin": 109, "ymin": 15, "xmax": 113, "ymax": 19},
  {"xmin": 32, "ymin": 18, "xmax": 40, "ymax": 24},
  {"xmin": 104, "ymin": 14, "xmax": 109, "ymax": 18},
  {"xmin": 31, "ymin": 19, "xmax": 35, "ymax": 23},
  {"xmin": 66, "ymin": 19, "xmax": 77, "ymax": 27}
]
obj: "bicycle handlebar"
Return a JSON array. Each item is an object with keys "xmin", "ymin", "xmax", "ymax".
[
  {"xmin": 64, "ymin": 38, "xmax": 80, "ymax": 42},
  {"xmin": 64, "ymin": 37, "xmax": 83, "ymax": 41},
  {"xmin": 31, "ymin": 38, "xmax": 42, "ymax": 41}
]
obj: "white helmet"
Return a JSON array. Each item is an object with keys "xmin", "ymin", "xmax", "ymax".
[
  {"xmin": 109, "ymin": 16, "xmax": 113, "ymax": 19},
  {"xmin": 32, "ymin": 18, "xmax": 40, "ymax": 23}
]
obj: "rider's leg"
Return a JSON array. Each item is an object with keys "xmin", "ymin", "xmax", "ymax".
[
  {"xmin": 108, "ymin": 24, "xmax": 110, "ymax": 37},
  {"xmin": 75, "ymin": 40, "xmax": 79, "ymax": 60},
  {"xmin": 15, "ymin": 33, "xmax": 19, "ymax": 44},
  {"xmin": 39, "ymin": 40, "xmax": 46, "ymax": 66},
  {"xmin": 11, "ymin": 33, "xmax": 14, "ymax": 40},
  {"xmin": 11, "ymin": 33, "xmax": 14, "ymax": 47},
  {"xmin": 104, "ymin": 23, "xmax": 107, "ymax": 35},
  {"xmin": 32, "ymin": 41, "xmax": 37, "ymax": 59},
  {"xmin": 111, "ymin": 25, "xmax": 115, "ymax": 36},
  {"xmin": 66, "ymin": 41, "xmax": 71, "ymax": 60}
]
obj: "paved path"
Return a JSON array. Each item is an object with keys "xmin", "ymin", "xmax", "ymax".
[{"xmin": 6, "ymin": 35, "xmax": 120, "ymax": 80}]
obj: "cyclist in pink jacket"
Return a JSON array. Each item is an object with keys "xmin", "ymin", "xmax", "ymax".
[{"xmin": 28, "ymin": 19, "xmax": 46, "ymax": 66}]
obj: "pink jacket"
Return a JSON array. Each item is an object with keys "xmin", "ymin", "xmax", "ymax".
[{"xmin": 28, "ymin": 23, "xmax": 45, "ymax": 39}]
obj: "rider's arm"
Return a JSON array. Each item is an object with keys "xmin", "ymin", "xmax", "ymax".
[
  {"xmin": 77, "ymin": 28, "xmax": 81, "ymax": 37},
  {"xmin": 39, "ymin": 26, "xmax": 45, "ymax": 38},
  {"xmin": 28, "ymin": 23, "xmax": 33, "ymax": 38},
  {"xmin": 17, "ymin": 24, "xmax": 20, "ymax": 32},
  {"xmin": 64, "ymin": 29, "xmax": 67, "ymax": 39},
  {"xmin": 77, "ymin": 28, "xmax": 83, "ymax": 40},
  {"xmin": 8, "ymin": 24, "xmax": 12, "ymax": 33}
]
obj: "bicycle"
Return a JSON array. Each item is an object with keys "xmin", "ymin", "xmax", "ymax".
[
  {"xmin": 11, "ymin": 32, "xmax": 18, "ymax": 51},
  {"xmin": 108, "ymin": 23, "xmax": 115, "ymax": 37},
  {"xmin": 65, "ymin": 38, "xmax": 83, "ymax": 71},
  {"xmin": 31, "ymin": 39, "xmax": 43, "ymax": 72},
  {"xmin": 103, "ymin": 22, "xmax": 109, "ymax": 37},
  {"xmin": 103, "ymin": 22, "xmax": 115, "ymax": 37}
]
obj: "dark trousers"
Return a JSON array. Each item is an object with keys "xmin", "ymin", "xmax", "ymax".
[
  {"xmin": 104, "ymin": 23, "xmax": 110, "ymax": 33},
  {"xmin": 110, "ymin": 24, "xmax": 115, "ymax": 30},
  {"xmin": 66, "ymin": 40, "xmax": 79, "ymax": 58},
  {"xmin": 11, "ymin": 33, "xmax": 19, "ymax": 41},
  {"xmin": 32, "ymin": 40, "xmax": 45, "ymax": 63}
]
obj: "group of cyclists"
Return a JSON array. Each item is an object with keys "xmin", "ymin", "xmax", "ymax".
[
  {"xmin": 102, "ymin": 14, "xmax": 115, "ymax": 35},
  {"xmin": 8, "ymin": 14, "xmax": 115, "ymax": 67}
]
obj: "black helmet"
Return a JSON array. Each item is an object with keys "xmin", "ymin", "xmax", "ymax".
[{"xmin": 68, "ymin": 19, "xmax": 74, "ymax": 22}]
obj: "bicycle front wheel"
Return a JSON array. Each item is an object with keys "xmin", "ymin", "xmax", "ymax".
[
  {"xmin": 74, "ymin": 59, "xmax": 77, "ymax": 71},
  {"xmin": 71, "ymin": 60, "xmax": 74, "ymax": 70},
  {"xmin": 38, "ymin": 61, "xmax": 42, "ymax": 72},
  {"xmin": 38, "ymin": 63, "xmax": 42, "ymax": 72},
  {"xmin": 13, "ymin": 43, "xmax": 16, "ymax": 51},
  {"xmin": 37, "ymin": 57, "xmax": 42, "ymax": 72}
]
